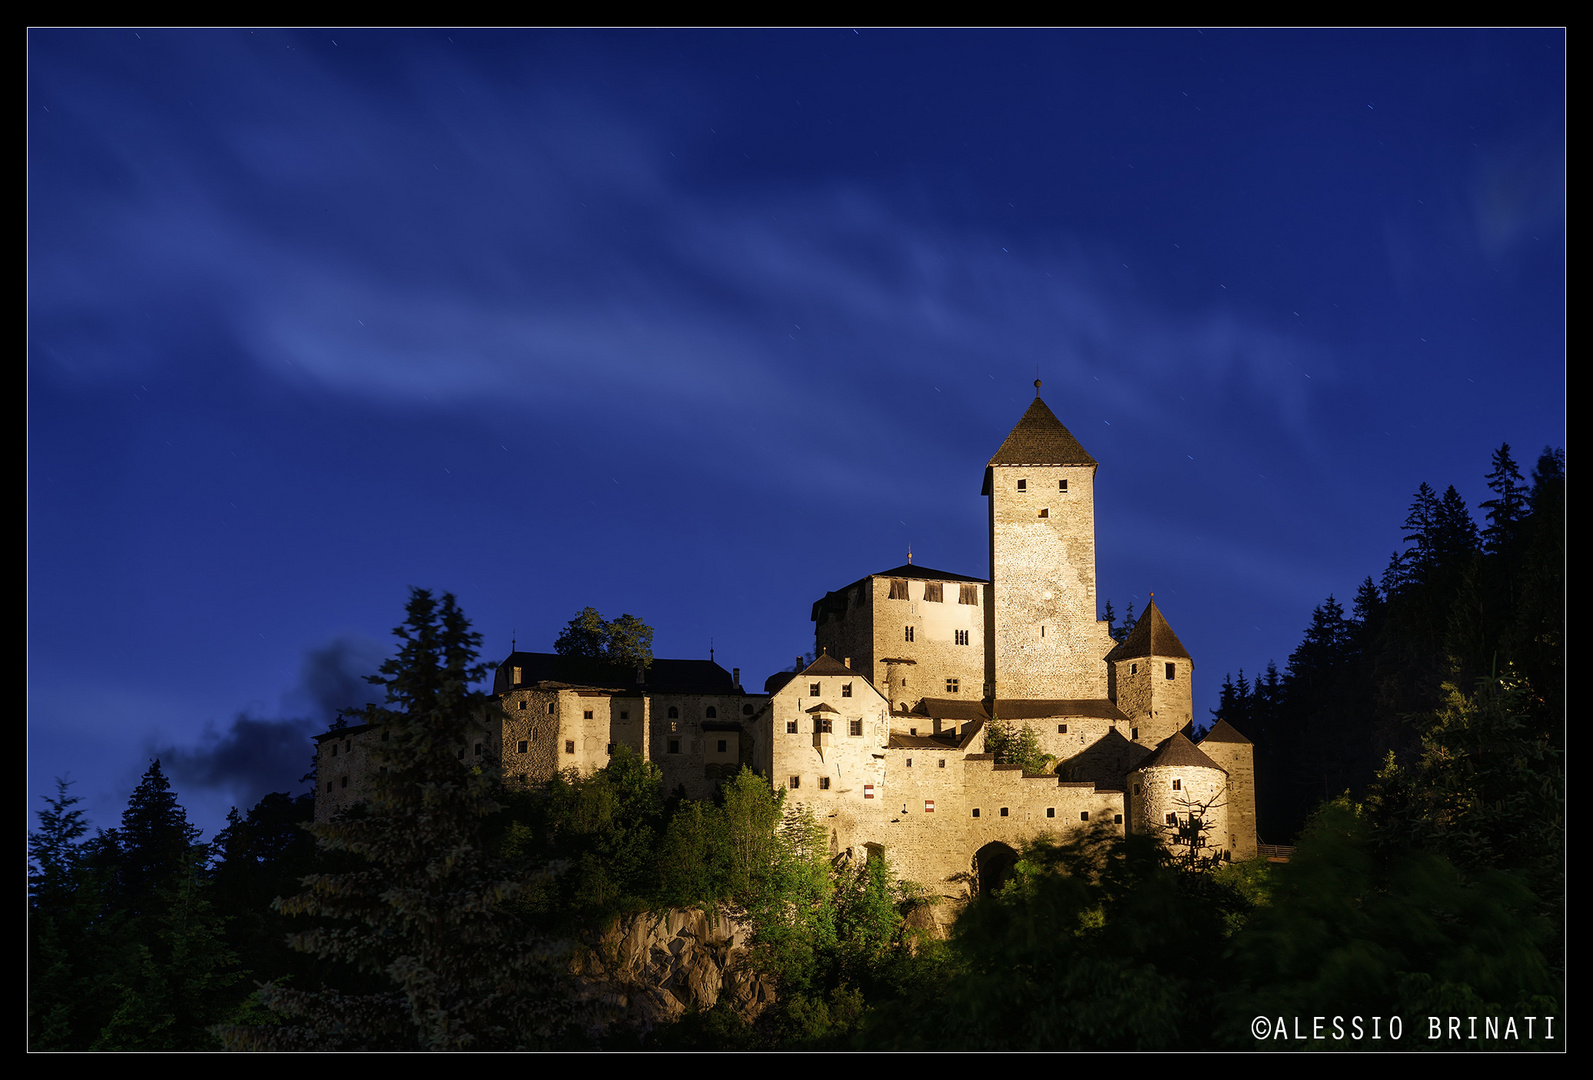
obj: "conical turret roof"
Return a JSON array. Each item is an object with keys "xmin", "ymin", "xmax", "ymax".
[
  {"xmin": 987, "ymin": 397, "xmax": 1097, "ymax": 468},
  {"xmin": 1132, "ymin": 731, "xmax": 1226, "ymax": 774},
  {"xmin": 1105, "ymin": 598, "xmax": 1192, "ymax": 662}
]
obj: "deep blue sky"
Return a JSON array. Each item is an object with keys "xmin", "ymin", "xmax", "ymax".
[{"xmin": 28, "ymin": 29, "xmax": 1565, "ymax": 839}]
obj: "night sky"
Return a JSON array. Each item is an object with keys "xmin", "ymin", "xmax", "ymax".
[{"xmin": 28, "ymin": 29, "xmax": 1565, "ymax": 839}]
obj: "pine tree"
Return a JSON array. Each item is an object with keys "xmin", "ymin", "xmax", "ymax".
[
  {"xmin": 226, "ymin": 589, "xmax": 578, "ymax": 1050},
  {"xmin": 1480, "ymin": 443, "xmax": 1530, "ymax": 555},
  {"xmin": 115, "ymin": 760, "xmax": 202, "ymax": 916}
]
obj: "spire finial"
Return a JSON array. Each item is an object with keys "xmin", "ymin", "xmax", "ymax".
[
  {"xmin": 1034, "ymin": 377, "xmax": 1042, "ymax": 397},
  {"xmin": 907, "ymin": 545, "xmax": 913, "ymax": 564}
]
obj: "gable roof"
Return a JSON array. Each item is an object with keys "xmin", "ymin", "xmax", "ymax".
[
  {"xmin": 802, "ymin": 653, "xmax": 855, "ymax": 676},
  {"xmin": 986, "ymin": 396, "xmax": 1097, "ymax": 469},
  {"xmin": 493, "ymin": 652, "xmax": 738, "ymax": 696},
  {"xmin": 1103, "ymin": 599, "xmax": 1193, "ymax": 663}
]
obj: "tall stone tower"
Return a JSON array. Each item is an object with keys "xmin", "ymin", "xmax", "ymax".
[{"xmin": 982, "ymin": 391, "xmax": 1112, "ymax": 701}]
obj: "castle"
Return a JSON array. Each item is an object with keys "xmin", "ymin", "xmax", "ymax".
[{"xmin": 314, "ymin": 389, "xmax": 1258, "ymax": 895}]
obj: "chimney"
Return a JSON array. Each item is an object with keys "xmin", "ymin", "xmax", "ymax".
[
  {"xmin": 732, "ymin": 667, "xmax": 741, "ymax": 690},
  {"xmin": 635, "ymin": 664, "xmax": 645, "ymax": 686},
  {"xmin": 796, "ymin": 655, "xmax": 803, "ymax": 672},
  {"xmin": 843, "ymin": 657, "xmax": 851, "ymax": 669}
]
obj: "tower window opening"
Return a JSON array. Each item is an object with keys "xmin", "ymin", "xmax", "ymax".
[
  {"xmin": 1059, "ymin": 479, "xmax": 1068, "ymax": 492},
  {"xmin": 1016, "ymin": 479, "xmax": 1026, "ymax": 491}
]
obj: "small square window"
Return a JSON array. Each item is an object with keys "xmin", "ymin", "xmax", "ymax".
[
  {"xmin": 340, "ymin": 775, "xmax": 348, "ymax": 788},
  {"xmin": 938, "ymin": 759, "xmax": 946, "ymax": 768},
  {"xmin": 810, "ymin": 683, "xmax": 821, "ymax": 697},
  {"xmin": 1058, "ymin": 724, "xmax": 1068, "ymax": 734},
  {"xmin": 819, "ymin": 776, "xmax": 830, "ymax": 790},
  {"xmin": 946, "ymin": 678, "xmax": 959, "ymax": 693},
  {"xmin": 620, "ymin": 710, "xmax": 629, "ymax": 720},
  {"xmin": 842, "ymin": 683, "xmax": 852, "ymax": 697},
  {"xmin": 909, "ymin": 728, "xmax": 917, "ymax": 736},
  {"xmin": 668, "ymin": 739, "xmax": 680, "ymax": 754},
  {"xmin": 972, "ymin": 808, "xmax": 981, "ymax": 818},
  {"xmin": 787, "ymin": 720, "xmax": 798, "ymax": 733},
  {"xmin": 906, "ymin": 758, "xmax": 913, "ymax": 768},
  {"xmin": 1046, "ymin": 807, "xmax": 1055, "ymax": 818},
  {"xmin": 1166, "ymin": 663, "xmax": 1176, "ymax": 680},
  {"xmin": 706, "ymin": 707, "xmax": 717, "ymax": 718},
  {"xmin": 717, "ymin": 739, "xmax": 727, "ymax": 753},
  {"xmin": 904, "ymin": 626, "xmax": 914, "ymax": 643},
  {"xmin": 606, "ymin": 743, "xmax": 614, "ymax": 755},
  {"xmin": 519, "ymin": 701, "xmax": 526, "ymax": 710},
  {"xmin": 820, "ymin": 718, "xmax": 833, "ymax": 734},
  {"xmin": 999, "ymin": 807, "xmax": 1009, "ymax": 817},
  {"xmin": 584, "ymin": 710, "xmax": 593, "ymax": 720},
  {"xmin": 1114, "ymin": 814, "xmax": 1123, "ymax": 824},
  {"xmin": 1039, "ymin": 508, "xmax": 1049, "ymax": 518},
  {"xmin": 789, "ymin": 776, "xmax": 801, "ymax": 790},
  {"xmin": 1080, "ymin": 811, "xmax": 1090, "ymax": 822},
  {"xmin": 849, "ymin": 719, "xmax": 862, "ymax": 736},
  {"xmin": 743, "ymin": 704, "xmax": 754, "ymax": 715},
  {"xmin": 565, "ymin": 740, "xmax": 575, "ymax": 754},
  {"xmin": 1016, "ymin": 478, "xmax": 1026, "ymax": 491},
  {"xmin": 1165, "ymin": 813, "xmax": 1177, "ymax": 825},
  {"xmin": 1172, "ymin": 778, "xmax": 1182, "ymax": 791},
  {"xmin": 517, "ymin": 740, "xmax": 529, "ymax": 754}
]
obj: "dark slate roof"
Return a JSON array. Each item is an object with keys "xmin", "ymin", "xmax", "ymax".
[
  {"xmin": 1103, "ymin": 599, "xmax": 1193, "ymax": 663},
  {"xmin": 986, "ymin": 397, "xmax": 1097, "ymax": 469},
  {"xmin": 1199, "ymin": 719, "xmax": 1253, "ymax": 746},
  {"xmin": 803, "ymin": 654, "xmax": 856, "ymax": 676},
  {"xmin": 1133, "ymin": 732, "xmax": 1226, "ymax": 774},
  {"xmin": 915, "ymin": 697, "xmax": 992, "ymax": 721},
  {"xmin": 314, "ymin": 723, "xmax": 371, "ymax": 743},
  {"xmin": 493, "ymin": 652, "xmax": 738, "ymax": 696},
  {"xmin": 764, "ymin": 671, "xmax": 798, "ymax": 695},
  {"xmin": 887, "ymin": 732, "xmax": 962, "ymax": 749}
]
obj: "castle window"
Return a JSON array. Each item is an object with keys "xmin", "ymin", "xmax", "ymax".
[
  {"xmin": 842, "ymin": 683, "xmax": 852, "ymax": 697},
  {"xmin": 810, "ymin": 683, "xmax": 821, "ymax": 697},
  {"xmin": 519, "ymin": 701, "xmax": 526, "ymax": 710},
  {"xmin": 1046, "ymin": 807, "xmax": 1055, "ymax": 818},
  {"xmin": 999, "ymin": 807, "xmax": 1009, "ymax": 817},
  {"xmin": 849, "ymin": 719, "xmax": 862, "ymax": 736},
  {"xmin": 787, "ymin": 720, "xmax": 798, "ymax": 733},
  {"xmin": 1114, "ymin": 814, "xmax": 1123, "ymax": 824},
  {"xmin": 669, "ymin": 739, "xmax": 680, "ymax": 754},
  {"xmin": 1172, "ymin": 778, "xmax": 1182, "ymax": 791},
  {"xmin": 331, "ymin": 744, "xmax": 337, "ymax": 757},
  {"xmin": 668, "ymin": 706, "xmax": 679, "ymax": 719},
  {"xmin": 474, "ymin": 743, "xmax": 482, "ymax": 756},
  {"xmin": 1166, "ymin": 663, "xmax": 1175, "ymax": 680},
  {"xmin": 669, "ymin": 721, "xmax": 679, "ymax": 733},
  {"xmin": 517, "ymin": 740, "xmax": 529, "ymax": 754},
  {"xmin": 960, "ymin": 584, "xmax": 978, "ymax": 605},
  {"xmin": 1039, "ymin": 508, "xmax": 1049, "ymax": 518},
  {"xmin": 910, "ymin": 728, "xmax": 917, "ymax": 736},
  {"xmin": 1080, "ymin": 811, "xmax": 1090, "ymax": 822},
  {"xmin": 606, "ymin": 743, "xmax": 614, "ymax": 755},
  {"xmin": 512, "ymin": 666, "xmax": 522, "ymax": 684},
  {"xmin": 889, "ymin": 578, "xmax": 909, "ymax": 600},
  {"xmin": 924, "ymin": 582, "xmax": 943, "ymax": 603},
  {"xmin": 717, "ymin": 739, "xmax": 727, "ymax": 753},
  {"xmin": 1131, "ymin": 663, "xmax": 1138, "ymax": 675},
  {"xmin": 947, "ymin": 678, "xmax": 959, "ymax": 693},
  {"xmin": 972, "ymin": 808, "xmax": 981, "ymax": 818},
  {"xmin": 620, "ymin": 710, "xmax": 629, "ymax": 720},
  {"xmin": 340, "ymin": 775, "xmax": 348, "ymax": 788},
  {"xmin": 1040, "ymin": 625, "xmax": 1045, "ymax": 638},
  {"xmin": 789, "ymin": 776, "xmax": 801, "ymax": 790},
  {"xmin": 1165, "ymin": 813, "xmax": 1177, "ymax": 825},
  {"xmin": 1131, "ymin": 727, "xmax": 1139, "ymax": 740},
  {"xmin": 939, "ymin": 759, "xmax": 946, "ymax": 768},
  {"xmin": 1058, "ymin": 724, "xmax": 1068, "ymax": 734},
  {"xmin": 817, "ymin": 718, "xmax": 833, "ymax": 734},
  {"xmin": 905, "ymin": 626, "xmax": 914, "ymax": 643},
  {"xmin": 705, "ymin": 707, "xmax": 717, "ymax": 718},
  {"xmin": 458, "ymin": 749, "xmax": 464, "ymax": 759},
  {"xmin": 1134, "ymin": 783, "xmax": 1141, "ymax": 795},
  {"xmin": 584, "ymin": 710, "xmax": 593, "ymax": 720},
  {"xmin": 1059, "ymin": 479, "xmax": 1068, "ymax": 492},
  {"xmin": 956, "ymin": 629, "xmax": 969, "ymax": 645},
  {"xmin": 906, "ymin": 758, "xmax": 913, "ymax": 767},
  {"xmin": 1016, "ymin": 479, "xmax": 1026, "ymax": 491},
  {"xmin": 565, "ymin": 741, "xmax": 575, "ymax": 754},
  {"xmin": 743, "ymin": 704, "xmax": 754, "ymax": 715},
  {"xmin": 819, "ymin": 777, "xmax": 831, "ymax": 790},
  {"xmin": 327, "ymin": 781, "xmax": 332, "ymax": 792}
]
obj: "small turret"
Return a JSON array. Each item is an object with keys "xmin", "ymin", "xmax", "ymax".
[{"xmin": 1105, "ymin": 598, "xmax": 1193, "ymax": 748}]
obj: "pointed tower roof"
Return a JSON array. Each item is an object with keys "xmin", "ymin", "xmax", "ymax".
[
  {"xmin": 1132, "ymin": 731, "xmax": 1226, "ymax": 774},
  {"xmin": 1199, "ymin": 719, "xmax": 1252, "ymax": 746},
  {"xmin": 1104, "ymin": 598, "xmax": 1193, "ymax": 662},
  {"xmin": 987, "ymin": 397, "xmax": 1097, "ymax": 468}
]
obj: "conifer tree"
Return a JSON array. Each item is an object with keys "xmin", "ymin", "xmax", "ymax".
[
  {"xmin": 1480, "ymin": 443, "xmax": 1530, "ymax": 555},
  {"xmin": 226, "ymin": 589, "xmax": 577, "ymax": 1050}
]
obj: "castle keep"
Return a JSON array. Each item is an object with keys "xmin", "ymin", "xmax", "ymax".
[{"xmin": 314, "ymin": 391, "xmax": 1258, "ymax": 893}]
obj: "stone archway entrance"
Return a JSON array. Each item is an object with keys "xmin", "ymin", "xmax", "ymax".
[{"xmin": 973, "ymin": 841, "xmax": 1019, "ymax": 896}]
